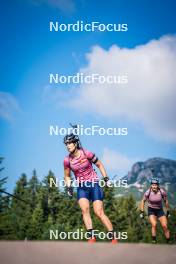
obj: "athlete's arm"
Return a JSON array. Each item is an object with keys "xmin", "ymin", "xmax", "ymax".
[
  {"xmin": 64, "ymin": 167, "xmax": 72, "ymax": 188},
  {"xmin": 140, "ymin": 190, "xmax": 149, "ymax": 211},
  {"xmin": 163, "ymin": 195, "xmax": 170, "ymax": 217},
  {"xmin": 164, "ymin": 197, "xmax": 169, "ymax": 211},
  {"xmin": 161, "ymin": 189, "xmax": 169, "ymax": 212},
  {"xmin": 139, "ymin": 198, "xmax": 146, "ymax": 218},
  {"xmin": 140, "ymin": 198, "xmax": 145, "ymax": 212},
  {"xmin": 95, "ymin": 160, "xmax": 108, "ymax": 179}
]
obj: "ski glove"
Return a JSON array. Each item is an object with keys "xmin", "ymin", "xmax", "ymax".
[
  {"xmin": 166, "ymin": 210, "xmax": 170, "ymax": 218},
  {"xmin": 140, "ymin": 210, "xmax": 144, "ymax": 219},
  {"xmin": 67, "ymin": 186, "xmax": 73, "ymax": 198},
  {"xmin": 104, "ymin": 176, "xmax": 110, "ymax": 182}
]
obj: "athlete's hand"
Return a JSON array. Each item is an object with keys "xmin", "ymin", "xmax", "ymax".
[
  {"xmin": 104, "ymin": 176, "xmax": 109, "ymax": 183},
  {"xmin": 103, "ymin": 176, "xmax": 112, "ymax": 187},
  {"xmin": 67, "ymin": 187, "xmax": 73, "ymax": 198},
  {"xmin": 166, "ymin": 210, "xmax": 170, "ymax": 218},
  {"xmin": 140, "ymin": 210, "xmax": 144, "ymax": 219}
]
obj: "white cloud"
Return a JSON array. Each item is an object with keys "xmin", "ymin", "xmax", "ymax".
[
  {"xmin": 0, "ymin": 92, "xmax": 20, "ymax": 121},
  {"xmin": 101, "ymin": 148, "xmax": 137, "ymax": 177},
  {"xmin": 69, "ymin": 35, "xmax": 176, "ymax": 142}
]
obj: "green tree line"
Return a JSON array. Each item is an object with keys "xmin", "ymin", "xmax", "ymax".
[{"xmin": 0, "ymin": 159, "xmax": 175, "ymax": 243}]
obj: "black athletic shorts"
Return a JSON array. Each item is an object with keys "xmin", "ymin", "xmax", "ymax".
[{"xmin": 148, "ymin": 207, "xmax": 165, "ymax": 218}]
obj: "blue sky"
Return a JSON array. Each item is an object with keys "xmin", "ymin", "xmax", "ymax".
[{"xmin": 1, "ymin": 0, "xmax": 176, "ymax": 192}]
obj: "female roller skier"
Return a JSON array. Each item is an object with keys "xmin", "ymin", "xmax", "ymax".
[
  {"xmin": 63, "ymin": 133, "xmax": 117, "ymax": 244},
  {"xmin": 140, "ymin": 176, "xmax": 171, "ymax": 243}
]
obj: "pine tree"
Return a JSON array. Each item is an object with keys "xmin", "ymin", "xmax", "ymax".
[
  {"xmin": 10, "ymin": 173, "xmax": 31, "ymax": 239},
  {"xmin": 0, "ymin": 157, "xmax": 7, "ymax": 206},
  {"xmin": 30, "ymin": 202, "xmax": 44, "ymax": 239},
  {"xmin": 28, "ymin": 169, "xmax": 40, "ymax": 208},
  {"xmin": 0, "ymin": 157, "xmax": 14, "ymax": 239}
]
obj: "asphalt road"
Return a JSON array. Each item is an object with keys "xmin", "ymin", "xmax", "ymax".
[{"xmin": 0, "ymin": 241, "xmax": 176, "ymax": 264}]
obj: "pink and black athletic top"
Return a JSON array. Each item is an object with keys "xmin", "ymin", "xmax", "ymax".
[
  {"xmin": 143, "ymin": 188, "xmax": 167, "ymax": 209},
  {"xmin": 63, "ymin": 148, "xmax": 99, "ymax": 183}
]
